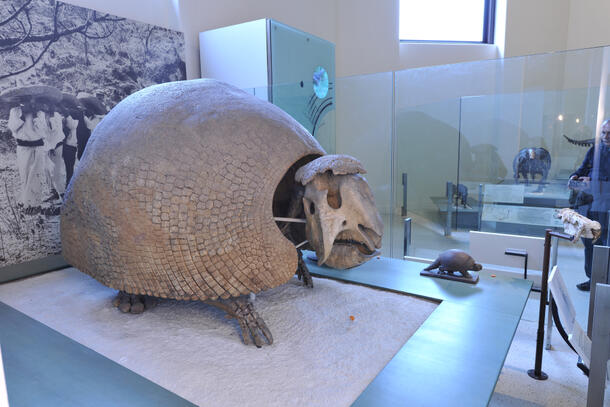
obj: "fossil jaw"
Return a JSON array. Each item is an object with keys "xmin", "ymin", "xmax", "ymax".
[{"xmin": 297, "ymin": 155, "xmax": 383, "ymax": 269}]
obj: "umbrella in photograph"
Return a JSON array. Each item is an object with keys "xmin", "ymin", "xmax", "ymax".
[
  {"xmin": 60, "ymin": 93, "xmax": 83, "ymax": 116},
  {"xmin": 77, "ymin": 93, "xmax": 107, "ymax": 115},
  {"xmin": 0, "ymin": 85, "xmax": 62, "ymax": 107}
]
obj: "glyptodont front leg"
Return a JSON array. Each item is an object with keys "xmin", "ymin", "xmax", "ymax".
[
  {"xmin": 296, "ymin": 249, "xmax": 314, "ymax": 288},
  {"xmin": 205, "ymin": 296, "xmax": 273, "ymax": 348}
]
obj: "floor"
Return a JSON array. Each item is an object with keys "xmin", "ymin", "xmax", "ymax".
[
  {"xmin": 383, "ymin": 213, "xmax": 608, "ymax": 405},
  {"xmin": 490, "ymin": 291, "xmax": 610, "ymax": 406},
  {"xmin": 0, "ymin": 268, "xmax": 436, "ymax": 407}
]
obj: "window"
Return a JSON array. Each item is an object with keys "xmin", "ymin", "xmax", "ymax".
[{"xmin": 399, "ymin": 0, "xmax": 495, "ymax": 43}]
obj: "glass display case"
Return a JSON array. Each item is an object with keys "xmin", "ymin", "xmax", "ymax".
[
  {"xmin": 248, "ymin": 46, "xmax": 610, "ymax": 327},
  {"xmin": 242, "ymin": 47, "xmax": 610, "ymax": 278},
  {"xmin": 200, "ymin": 19, "xmax": 336, "ymax": 153}
]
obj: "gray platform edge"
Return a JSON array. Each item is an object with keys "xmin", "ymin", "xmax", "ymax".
[
  {"xmin": 0, "ymin": 301, "xmax": 196, "ymax": 407},
  {"xmin": 0, "ymin": 254, "xmax": 68, "ymax": 284}
]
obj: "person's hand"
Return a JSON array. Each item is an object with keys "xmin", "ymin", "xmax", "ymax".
[
  {"xmin": 568, "ymin": 175, "xmax": 578, "ymax": 188},
  {"xmin": 568, "ymin": 175, "xmax": 591, "ymax": 189}
]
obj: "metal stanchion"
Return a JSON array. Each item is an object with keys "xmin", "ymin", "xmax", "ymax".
[
  {"xmin": 445, "ymin": 181, "xmax": 453, "ymax": 236},
  {"xmin": 607, "ymin": 210, "xmax": 610, "ymax": 244},
  {"xmin": 528, "ymin": 229, "xmax": 574, "ymax": 380},
  {"xmin": 545, "ymin": 291, "xmax": 554, "ymax": 350},
  {"xmin": 550, "ymin": 236, "xmax": 559, "ymax": 269},
  {"xmin": 403, "ymin": 217, "xmax": 411, "ymax": 258},
  {"xmin": 504, "ymin": 248, "xmax": 528, "ymax": 279},
  {"xmin": 477, "ymin": 184, "xmax": 483, "ymax": 231},
  {"xmin": 545, "ymin": 236, "xmax": 559, "ymax": 349},
  {"xmin": 401, "ymin": 173, "xmax": 408, "ymax": 217}
]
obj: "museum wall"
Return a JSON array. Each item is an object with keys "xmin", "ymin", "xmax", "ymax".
[
  {"xmin": 60, "ymin": 0, "xmax": 182, "ymax": 35},
  {"xmin": 61, "ymin": 0, "xmax": 501, "ymax": 80},
  {"xmin": 59, "ymin": 0, "xmax": 610, "ymax": 229},
  {"xmin": 502, "ymin": 0, "xmax": 571, "ymax": 59},
  {"xmin": 567, "ymin": 0, "xmax": 610, "ymax": 51},
  {"xmin": 63, "ymin": 0, "xmax": 337, "ymax": 80},
  {"xmin": 61, "ymin": 0, "xmax": 610, "ymax": 83}
]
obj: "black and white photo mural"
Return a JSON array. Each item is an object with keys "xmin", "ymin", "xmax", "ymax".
[{"xmin": 0, "ymin": 0, "xmax": 186, "ymax": 269}]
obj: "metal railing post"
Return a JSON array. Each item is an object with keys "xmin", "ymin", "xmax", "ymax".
[
  {"xmin": 607, "ymin": 210, "xmax": 610, "ymax": 244},
  {"xmin": 445, "ymin": 181, "xmax": 453, "ymax": 236},
  {"xmin": 528, "ymin": 229, "xmax": 574, "ymax": 381},
  {"xmin": 477, "ymin": 183, "xmax": 483, "ymax": 231},
  {"xmin": 401, "ymin": 173, "xmax": 408, "ymax": 217},
  {"xmin": 403, "ymin": 217, "xmax": 412, "ymax": 258}
]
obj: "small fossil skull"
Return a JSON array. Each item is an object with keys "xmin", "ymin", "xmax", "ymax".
[{"xmin": 296, "ymin": 155, "xmax": 383, "ymax": 269}]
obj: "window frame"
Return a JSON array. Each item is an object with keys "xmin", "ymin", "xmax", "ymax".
[{"xmin": 399, "ymin": 0, "xmax": 496, "ymax": 44}]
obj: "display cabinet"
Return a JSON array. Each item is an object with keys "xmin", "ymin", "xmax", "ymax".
[{"xmin": 199, "ymin": 19, "xmax": 336, "ymax": 153}]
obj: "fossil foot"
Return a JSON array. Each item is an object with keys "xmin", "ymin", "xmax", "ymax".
[
  {"xmin": 296, "ymin": 249, "xmax": 313, "ymax": 288},
  {"xmin": 112, "ymin": 291, "xmax": 158, "ymax": 314},
  {"xmin": 205, "ymin": 297, "xmax": 273, "ymax": 347}
]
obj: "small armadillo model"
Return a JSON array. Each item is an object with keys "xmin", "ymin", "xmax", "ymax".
[
  {"xmin": 424, "ymin": 249, "xmax": 482, "ymax": 278},
  {"xmin": 60, "ymin": 79, "xmax": 383, "ymax": 347}
]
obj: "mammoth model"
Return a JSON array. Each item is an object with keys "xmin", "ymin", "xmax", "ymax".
[
  {"xmin": 513, "ymin": 147, "xmax": 551, "ymax": 185},
  {"xmin": 61, "ymin": 79, "xmax": 383, "ymax": 347}
]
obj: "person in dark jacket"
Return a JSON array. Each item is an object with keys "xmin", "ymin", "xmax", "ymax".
[{"xmin": 569, "ymin": 119, "xmax": 610, "ymax": 291}]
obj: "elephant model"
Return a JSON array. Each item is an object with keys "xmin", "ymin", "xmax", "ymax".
[{"xmin": 513, "ymin": 147, "xmax": 551, "ymax": 186}]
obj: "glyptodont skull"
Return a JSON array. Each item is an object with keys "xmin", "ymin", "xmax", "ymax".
[{"xmin": 296, "ymin": 155, "xmax": 383, "ymax": 269}]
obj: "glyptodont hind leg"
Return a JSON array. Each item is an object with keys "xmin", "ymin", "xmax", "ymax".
[{"xmin": 204, "ymin": 296, "xmax": 273, "ymax": 348}]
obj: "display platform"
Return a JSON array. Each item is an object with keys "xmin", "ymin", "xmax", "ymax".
[
  {"xmin": 431, "ymin": 196, "xmax": 480, "ymax": 229},
  {"xmin": 0, "ymin": 255, "xmax": 531, "ymax": 406},
  {"xmin": 0, "ymin": 268, "xmax": 436, "ymax": 406},
  {"xmin": 308, "ymin": 254, "xmax": 532, "ymax": 406}
]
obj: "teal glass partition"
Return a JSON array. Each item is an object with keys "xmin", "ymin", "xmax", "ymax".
[
  {"xmin": 394, "ymin": 97, "xmax": 462, "ymax": 259},
  {"xmin": 255, "ymin": 47, "xmax": 610, "ymax": 295},
  {"xmin": 334, "ymin": 72, "xmax": 394, "ymax": 253},
  {"xmin": 249, "ymin": 81, "xmax": 336, "ymax": 154},
  {"xmin": 269, "ymin": 20, "xmax": 336, "ymax": 154}
]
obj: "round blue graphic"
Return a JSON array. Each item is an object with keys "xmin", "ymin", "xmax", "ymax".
[{"xmin": 312, "ymin": 66, "xmax": 329, "ymax": 99}]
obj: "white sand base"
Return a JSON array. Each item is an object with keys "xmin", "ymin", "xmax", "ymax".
[{"xmin": 0, "ymin": 268, "xmax": 437, "ymax": 406}]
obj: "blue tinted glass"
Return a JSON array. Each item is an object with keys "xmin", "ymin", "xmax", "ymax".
[{"xmin": 313, "ymin": 66, "xmax": 329, "ymax": 98}]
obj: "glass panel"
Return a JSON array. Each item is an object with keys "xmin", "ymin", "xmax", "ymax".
[
  {"xmin": 334, "ymin": 72, "xmax": 394, "ymax": 256},
  {"xmin": 269, "ymin": 20, "xmax": 336, "ymax": 153},
  {"xmin": 394, "ymin": 95, "xmax": 461, "ymax": 259},
  {"xmin": 454, "ymin": 46, "xmax": 609, "ymax": 327},
  {"xmin": 253, "ymin": 46, "xmax": 610, "ymax": 328},
  {"xmin": 270, "ymin": 81, "xmax": 336, "ymax": 154}
]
